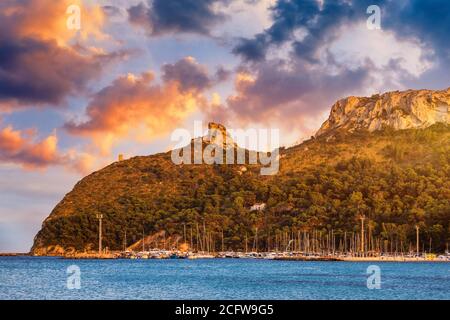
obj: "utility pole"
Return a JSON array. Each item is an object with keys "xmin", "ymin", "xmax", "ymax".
[
  {"xmin": 415, "ymin": 225, "xmax": 419, "ymax": 256},
  {"xmin": 360, "ymin": 215, "xmax": 365, "ymax": 254},
  {"xmin": 96, "ymin": 214, "xmax": 103, "ymax": 255}
]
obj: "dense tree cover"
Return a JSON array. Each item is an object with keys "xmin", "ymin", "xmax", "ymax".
[{"xmin": 32, "ymin": 124, "xmax": 450, "ymax": 253}]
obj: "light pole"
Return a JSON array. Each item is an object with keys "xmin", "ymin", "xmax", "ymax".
[{"xmin": 97, "ymin": 214, "xmax": 103, "ymax": 255}]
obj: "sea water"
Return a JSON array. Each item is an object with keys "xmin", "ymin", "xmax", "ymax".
[{"xmin": 0, "ymin": 257, "xmax": 448, "ymax": 300}]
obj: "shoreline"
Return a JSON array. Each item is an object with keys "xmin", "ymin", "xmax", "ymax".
[
  {"xmin": 341, "ymin": 257, "xmax": 448, "ymax": 262},
  {"xmin": 0, "ymin": 253, "xmax": 29, "ymax": 257},
  {"xmin": 3, "ymin": 253, "xmax": 448, "ymax": 262}
]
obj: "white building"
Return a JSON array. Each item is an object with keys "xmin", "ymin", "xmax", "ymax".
[{"xmin": 250, "ymin": 203, "xmax": 266, "ymax": 211}]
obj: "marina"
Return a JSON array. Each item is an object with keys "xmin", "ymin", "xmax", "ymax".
[
  {"xmin": 61, "ymin": 248, "xmax": 450, "ymax": 262},
  {"xmin": 49, "ymin": 215, "xmax": 450, "ymax": 263},
  {"xmin": 58, "ymin": 220, "xmax": 450, "ymax": 262}
]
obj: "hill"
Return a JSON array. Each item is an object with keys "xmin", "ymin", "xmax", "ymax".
[{"xmin": 31, "ymin": 123, "xmax": 450, "ymax": 255}]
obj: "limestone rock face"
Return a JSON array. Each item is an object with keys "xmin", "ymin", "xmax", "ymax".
[{"xmin": 316, "ymin": 88, "xmax": 450, "ymax": 137}]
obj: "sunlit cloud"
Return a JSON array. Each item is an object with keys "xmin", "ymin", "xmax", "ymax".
[
  {"xmin": 0, "ymin": 125, "xmax": 60, "ymax": 169},
  {"xmin": 64, "ymin": 64, "xmax": 209, "ymax": 154},
  {"xmin": 0, "ymin": 0, "xmax": 106, "ymax": 46},
  {"xmin": 0, "ymin": 124, "xmax": 100, "ymax": 174}
]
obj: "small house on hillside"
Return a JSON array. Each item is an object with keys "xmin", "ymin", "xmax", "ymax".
[{"xmin": 250, "ymin": 203, "xmax": 266, "ymax": 211}]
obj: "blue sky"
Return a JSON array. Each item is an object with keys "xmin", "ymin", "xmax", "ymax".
[{"xmin": 0, "ymin": 0, "xmax": 449, "ymax": 252}]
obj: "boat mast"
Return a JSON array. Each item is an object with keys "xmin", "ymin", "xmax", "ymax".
[
  {"xmin": 96, "ymin": 214, "xmax": 103, "ymax": 255},
  {"xmin": 123, "ymin": 230, "xmax": 127, "ymax": 252},
  {"xmin": 142, "ymin": 228, "xmax": 145, "ymax": 252},
  {"xmin": 415, "ymin": 225, "xmax": 419, "ymax": 256}
]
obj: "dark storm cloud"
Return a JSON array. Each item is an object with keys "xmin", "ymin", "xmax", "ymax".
[{"xmin": 128, "ymin": 0, "xmax": 230, "ymax": 36}]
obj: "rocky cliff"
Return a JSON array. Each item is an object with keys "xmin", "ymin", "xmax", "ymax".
[{"xmin": 316, "ymin": 88, "xmax": 450, "ymax": 137}]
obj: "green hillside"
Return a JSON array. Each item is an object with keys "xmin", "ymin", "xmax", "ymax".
[{"xmin": 32, "ymin": 124, "xmax": 450, "ymax": 254}]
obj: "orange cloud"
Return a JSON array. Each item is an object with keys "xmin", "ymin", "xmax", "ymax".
[
  {"xmin": 0, "ymin": 126, "xmax": 60, "ymax": 169},
  {"xmin": 227, "ymin": 71, "xmax": 257, "ymax": 108},
  {"xmin": 0, "ymin": 125, "xmax": 99, "ymax": 174},
  {"xmin": 1, "ymin": 0, "xmax": 105, "ymax": 46},
  {"xmin": 65, "ymin": 71, "xmax": 203, "ymax": 154},
  {"xmin": 65, "ymin": 149, "xmax": 98, "ymax": 175}
]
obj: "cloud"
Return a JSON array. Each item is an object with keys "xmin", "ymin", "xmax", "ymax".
[
  {"xmin": 0, "ymin": 0, "xmax": 105, "ymax": 47},
  {"xmin": 162, "ymin": 57, "xmax": 213, "ymax": 92},
  {"xmin": 215, "ymin": 66, "xmax": 232, "ymax": 82},
  {"xmin": 102, "ymin": 5, "xmax": 123, "ymax": 18},
  {"xmin": 329, "ymin": 22, "xmax": 433, "ymax": 86},
  {"xmin": 64, "ymin": 149, "xmax": 97, "ymax": 174},
  {"xmin": 382, "ymin": 0, "xmax": 450, "ymax": 60},
  {"xmin": 0, "ymin": 0, "xmax": 122, "ymax": 108},
  {"xmin": 0, "ymin": 35, "xmax": 123, "ymax": 108},
  {"xmin": 0, "ymin": 126, "xmax": 60, "ymax": 169},
  {"xmin": 0, "ymin": 123, "xmax": 99, "ymax": 174},
  {"xmin": 232, "ymin": 34, "xmax": 268, "ymax": 62},
  {"xmin": 231, "ymin": 0, "xmax": 360, "ymax": 63},
  {"xmin": 212, "ymin": 60, "xmax": 370, "ymax": 125},
  {"xmin": 161, "ymin": 56, "xmax": 229, "ymax": 92},
  {"xmin": 64, "ymin": 65, "xmax": 209, "ymax": 154},
  {"xmin": 225, "ymin": 0, "xmax": 375, "ymax": 132},
  {"xmin": 128, "ymin": 0, "xmax": 230, "ymax": 36},
  {"xmin": 232, "ymin": 0, "xmax": 450, "ymax": 64}
]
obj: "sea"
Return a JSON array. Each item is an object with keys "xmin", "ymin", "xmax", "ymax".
[{"xmin": 0, "ymin": 257, "xmax": 448, "ymax": 300}]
